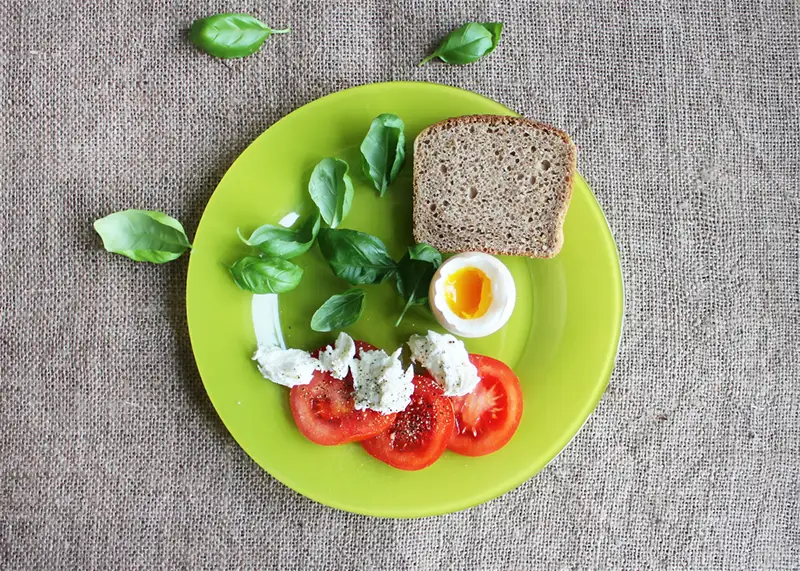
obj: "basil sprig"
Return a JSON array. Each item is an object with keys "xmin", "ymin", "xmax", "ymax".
[
  {"xmin": 394, "ymin": 243, "xmax": 442, "ymax": 326},
  {"xmin": 360, "ymin": 114, "xmax": 406, "ymax": 196},
  {"xmin": 237, "ymin": 211, "xmax": 320, "ymax": 259},
  {"xmin": 93, "ymin": 210, "xmax": 191, "ymax": 264},
  {"xmin": 308, "ymin": 158, "xmax": 354, "ymax": 229},
  {"xmin": 419, "ymin": 22, "xmax": 503, "ymax": 66},
  {"xmin": 310, "ymin": 289, "xmax": 366, "ymax": 332},
  {"xmin": 229, "ymin": 255, "xmax": 303, "ymax": 294},
  {"xmin": 317, "ymin": 228, "xmax": 396, "ymax": 285},
  {"xmin": 189, "ymin": 13, "xmax": 289, "ymax": 59}
]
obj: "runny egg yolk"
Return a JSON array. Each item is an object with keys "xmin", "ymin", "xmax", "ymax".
[{"xmin": 444, "ymin": 267, "xmax": 493, "ymax": 319}]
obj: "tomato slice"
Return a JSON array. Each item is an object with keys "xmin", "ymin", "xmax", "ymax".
[
  {"xmin": 447, "ymin": 354, "xmax": 523, "ymax": 457},
  {"xmin": 289, "ymin": 341, "xmax": 396, "ymax": 446},
  {"xmin": 361, "ymin": 376, "xmax": 455, "ymax": 471}
]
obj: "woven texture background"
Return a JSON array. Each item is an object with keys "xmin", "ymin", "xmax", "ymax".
[{"xmin": 1, "ymin": 0, "xmax": 799, "ymax": 568}]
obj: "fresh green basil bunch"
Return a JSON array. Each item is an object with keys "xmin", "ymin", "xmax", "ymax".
[
  {"xmin": 311, "ymin": 236, "xmax": 440, "ymax": 331},
  {"xmin": 93, "ymin": 112, "xmax": 442, "ymax": 333}
]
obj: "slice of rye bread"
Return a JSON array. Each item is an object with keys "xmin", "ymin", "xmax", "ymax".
[{"xmin": 412, "ymin": 115, "xmax": 577, "ymax": 258}]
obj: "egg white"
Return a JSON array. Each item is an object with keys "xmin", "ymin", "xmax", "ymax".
[{"xmin": 428, "ymin": 252, "xmax": 516, "ymax": 338}]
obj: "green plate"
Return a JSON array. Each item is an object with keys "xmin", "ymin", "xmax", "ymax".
[{"xmin": 186, "ymin": 81, "xmax": 623, "ymax": 518}]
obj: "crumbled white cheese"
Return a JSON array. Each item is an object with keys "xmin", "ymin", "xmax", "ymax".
[
  {"xmin": 252, "ymin": 344, "xmax": 320, "ymax": 387},
  {"xmin": 407, "ymin": 330, "xmax": 480, "ymax": 396},
  {"xmin": 351, "ymin": 348, "xmax": 414, "ymax": 414},
  {"xmin": 317, "ymin": 332, "xmax": 356, "ymax": 380}
]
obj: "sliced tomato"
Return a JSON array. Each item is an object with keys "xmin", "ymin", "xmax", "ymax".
[
  {"xmin": 447, "ymin": 354, "xmax": 523, "ymax": 457},
  {"xmin": 290, "ymin": 341, "xmax": 396, "ymax": 446},
  {"xmin": 361, "ymin": 376, "xmax": 455, "ymax": 471}
]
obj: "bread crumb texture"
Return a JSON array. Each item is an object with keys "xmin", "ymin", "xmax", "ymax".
[{"xmin": 412, "ymin": 115, "xmax": 576, "ymax": 258}]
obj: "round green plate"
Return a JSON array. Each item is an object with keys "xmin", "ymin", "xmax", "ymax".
[{"xmin": 186, "ymin": 81, "xmax": 623, "ymax": 518}]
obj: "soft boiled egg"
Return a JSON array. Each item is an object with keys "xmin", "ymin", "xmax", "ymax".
[{"xmin": 429, "ymin": 252, "xmax": 516, "ymax": 338}]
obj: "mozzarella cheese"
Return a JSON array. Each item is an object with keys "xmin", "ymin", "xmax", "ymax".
[
  {"xmin": 407, "ymin": 330, "xmax": 480, "ymax": 396},
  {"xmin": 252, "ymin": 344, "xmax": 321, "ymax": 387},
  {"xmin": 318, "ymin": 331, "xmax": 356, "ymax": 380},
  {"xmin": 254, "ymin": 330, "xmax": 480, "ymax": 411},
  {"xmin": 350, "ymin": 348, "xmax": 414, "ymax": 414}
]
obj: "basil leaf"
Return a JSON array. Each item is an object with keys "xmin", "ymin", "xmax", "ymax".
[
  {"xmin": 189, "ymin": 13, "xmax": 290, "ymax": 59},
  {"xmin": 229, "ymin": 255, "xmax": 303, "ymax": 294},
  {"xmin": 317, "ymin": 228, "xmax": 397, "ymax": 285},
  {"xmin": 93, "ymin": 210, "xmax": 191, "ymax": 264},
  {"xmin": 419, "ymin": 22, "xmax": 503, "ymax": 66},
  {"xmin": 237, "ymin": 211, "xmax": 320, "ymax": 259},
  {"xmin": 308, "ymin": 158, "xmax": 354, "ymax": 229},
  {"xmin": 310, "ymin": 289, "xmax": 366, "ymax": 332},
  {"xmin": 483, "ymin": 22, "xmax": 503, "ymax": 48},
  {"xmin": 394, "ymin": 243, "xmax": 443, "ymax": 326},
  {"xmin": 360, "ymin": 114, "xmax": 406, "ymax": 196}
]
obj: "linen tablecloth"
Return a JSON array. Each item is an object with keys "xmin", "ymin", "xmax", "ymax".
[{"xmin": 1, "ymin": 0, "xmax": 798, "ymax": 568}]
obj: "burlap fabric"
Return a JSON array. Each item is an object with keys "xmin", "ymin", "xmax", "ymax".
[{"xmin": 1, "ymin": 0, "xmax": 798, "ymax": 568}]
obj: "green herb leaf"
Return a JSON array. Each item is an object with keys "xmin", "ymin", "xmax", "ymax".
[
  {"xmin": 93, "ymin": 210, "xmax": 191, "ymax": 264},
  {"xmin": 419, "ymin": 22, "xmax": 503, "ymax": 66},
  {"xmin": 237, "ymin": 211, "xmax": 320, "ymax": 259},
  {"xmin": 310, "ymin": 289, "xmax": 366, "ymax": 332},
  {"xmin": 317, "ymin": 228, "xmax": 397, "ymax": 285},
  {"xmin": 189, "ymin": 13, "xmax": 290, "ymax": 59},
  {"xmin": 482, "ymin": 22, "xmax": 503, "ymax": 48},
  {"xmin": 394, "ymin": 243, "xmax": 443, "ymax": 326},
  {"xmin": 308, "ymin": 158, "xmax": 354, "ymax": 229},
  {"xmin": 360, "ymin": 114, "xmax": 406, "ymax": 196},
  {"xmin": 229, "ymin": 255, "xmax": 303, "ymax": 294}
]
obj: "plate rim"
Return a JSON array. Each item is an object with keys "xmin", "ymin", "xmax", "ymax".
[{"xmin": 186, "ymin": 80, "xmax": 624, "ymax": 518}]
